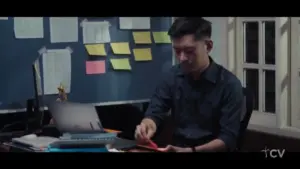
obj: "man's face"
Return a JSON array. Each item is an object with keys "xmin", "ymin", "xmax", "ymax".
[{"xmin": 172, "ymin": 34, "xmax": 213, "ymax": 74}]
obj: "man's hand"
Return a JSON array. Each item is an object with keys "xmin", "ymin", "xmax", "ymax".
[
  {"xmin": 135, "ymin": 119, "xmax": 156, "ymax": 143},
  {"xmin": 158, "ymin": 145, "xmax": 192, "ymax": 152}
]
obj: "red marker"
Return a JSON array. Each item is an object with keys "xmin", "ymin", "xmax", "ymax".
[
  {"xmin": 137, "ymin": 140, "xmax": 166, "ymax": 152},
  {"xmin": 147, "ymin": 140, "xmax": 158, "ymax": 149}
]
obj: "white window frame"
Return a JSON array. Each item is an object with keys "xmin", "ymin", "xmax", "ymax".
[
  {"xmin": 291, "ymin": 18, "xmax": 300, "ymax": 128},
  {"xmin": 229, "ymin": 17, "xmax": 290, "ymax": 130}
]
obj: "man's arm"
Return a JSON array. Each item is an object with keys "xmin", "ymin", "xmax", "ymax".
[
  {"xmin": 142, "ymin": 72, "xmax": 173, "ymax": 130},
  {"xmin": 194, "ymin": 80, "xmax": 244, "ymax": 152}
]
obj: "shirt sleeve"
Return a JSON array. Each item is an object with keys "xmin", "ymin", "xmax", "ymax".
[
  {"xmin": 217, "ymin": 79, "xmax": 244, "ymax": 151},
  {"xmin": 144, "ymin": 72, "xmax": 173, "ymax": 128}
]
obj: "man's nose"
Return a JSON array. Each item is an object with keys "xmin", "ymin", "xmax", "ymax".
[{"xmin": 178, "ymin": 53, "xmax": 188, "ymax": 63}]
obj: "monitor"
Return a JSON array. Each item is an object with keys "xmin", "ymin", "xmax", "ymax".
[{"xmin": 31, "ymin": 59, "xmax": 45, "ymax": 128}]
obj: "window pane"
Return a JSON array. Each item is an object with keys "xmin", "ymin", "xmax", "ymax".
[
  {"xmin": 264, "ymin": 21, "xmax": 275, "ymax": 65},
  {"xmin": 244, "ymin": 69, "xmax": 259, "ymax": 110},
  {"xmin": 244, "ymin": 22, "xmax": 259, "ymax": 64},
  {"xmin": 264, "ymin": 70, "xmax": 275, "ymax": 113}
]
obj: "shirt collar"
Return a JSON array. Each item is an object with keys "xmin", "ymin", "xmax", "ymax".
[{"xmin": 176, "ymin": 56, "xmax": 219, "ymax": 84}]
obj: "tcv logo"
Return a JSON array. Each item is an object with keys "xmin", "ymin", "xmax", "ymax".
[{"xmin": 261, "ymin": 147, "xmax": 285, "ymax": 158}]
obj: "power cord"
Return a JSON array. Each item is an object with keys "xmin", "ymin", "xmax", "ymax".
[{"xmin": 0, "ymin": 117, "xmax": 39, "ymax": 133}]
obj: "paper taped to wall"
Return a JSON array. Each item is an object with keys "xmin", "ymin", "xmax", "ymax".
[
  {"xmin": 14, "ymin": 17, "xmax": 44, "ymax": 39},
  {"xmin": 119, "ymin": 17, "xmax": 150, "ymax": 30},
  {"xmin": 50, "ymin": 17, "xmax": 79, "ymax": 43},
  {"xmin": 82, "ymin": 21, "xmax": 111, "ymax": 44},
  {"xmin": 42, "ymin": 48, "xmax": 72, "ymax": 95}
]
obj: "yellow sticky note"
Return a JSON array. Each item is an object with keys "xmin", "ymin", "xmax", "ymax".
[
  {"xmin": 132, "ymin": 31, "xmax": 152, "ymax": 44},
  {"xmin": 152, "ymin": 31, "xmax": 171, "ymax": 43},
  {"xmin": 85, "ymin": 44, "xmax": 107, "ymax": 56},
  {"xmin": 133, "ymin": 48, "xmax": 152, "ymax": 61},
  {"xmin": 110, "ymin": 58, "xmax": 132, "ymax": 70},
  {"xmin": 110, "ymin": 42, "xmax": 131, "ymax": 55}
]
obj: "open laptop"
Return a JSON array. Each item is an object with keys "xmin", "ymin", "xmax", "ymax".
[
  {"xmin": 48, "ymin": 102, "xmax": 104, "ymax": 133},
  {"xmin": 48, "ymin": 101, "xmax": 137, "ymax": 150}
]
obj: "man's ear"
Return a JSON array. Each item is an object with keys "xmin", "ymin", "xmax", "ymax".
[{"xmin": 205, "ymin": 40, "xmax": 213, "ymax": 53}]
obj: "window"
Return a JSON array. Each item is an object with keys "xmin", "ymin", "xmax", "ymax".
[
  {"xmin": 229, "ymin": 17, "xmax": 300, "ymax": 137},
  {"xmin": 235, "ymin": 18, "xmax": 277, "ymax": 127},
  {"xmin": 291, "ymin": 18, "xmax": 300, "ymax": 129},
  {"xmin": 242, "ymin": 19, "xmax": 276, "ymax": 113}
]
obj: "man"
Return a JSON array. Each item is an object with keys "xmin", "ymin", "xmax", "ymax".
[{"xmin": 134, "ymin": 17, "xmax": 244, "ymax": 152}]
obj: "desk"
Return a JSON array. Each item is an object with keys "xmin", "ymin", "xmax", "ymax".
[
  {"xmin": 0, "ymin": 127, "xmax": 157, "ymax": 152},
  {"xmin": 0, "ymin": 137, "xmax": 151, "ymax": 152},
  {"xmin": 1, "ymin": 141, "xmax": 158, "ymax": 153}
]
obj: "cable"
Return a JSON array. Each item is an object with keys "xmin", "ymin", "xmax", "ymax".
[{"xmin": 0, "ymin": 118, "xmax": 37, "ymax": 133}]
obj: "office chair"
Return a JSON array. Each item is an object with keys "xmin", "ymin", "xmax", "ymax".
[{"xmin": 235, "ymin": 87, "xmax": 254, "ymax": 151}]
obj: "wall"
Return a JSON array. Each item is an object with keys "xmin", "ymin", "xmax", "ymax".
[{"xmin": 204, "ymin": 17, "xmax": 228, "ymax": 67}]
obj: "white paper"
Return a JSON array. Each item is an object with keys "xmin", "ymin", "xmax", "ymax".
[
  {"xmin": 0, "ymin": 17, "xmax": 8, "ymax": 20},
  {"xmin": 82, "ymin": 21, "xmax": 111, "ymax": 44},
  {"xmin": 14, "ymin": 17, "xmax": 44, "ymax": 39},
  {"xmin": 42, "ymin": 49, "xmax": 72, "ymax": 95},
  {"xmin": 119, "ymin": 17, "xmax": 151, "ymax": 30},
  {"xmin": 50, "ymin": 17, "xmax": 78, "ymax": 43}
]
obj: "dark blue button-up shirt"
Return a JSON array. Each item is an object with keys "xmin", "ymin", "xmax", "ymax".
[{"xmin": 145, "ymin": 58, "xmax": 243, "ymax": 151}]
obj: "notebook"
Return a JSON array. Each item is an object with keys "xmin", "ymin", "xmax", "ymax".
[{"xmin": 12, "ymin": 136, "xmax": 59, "ymax": 148}]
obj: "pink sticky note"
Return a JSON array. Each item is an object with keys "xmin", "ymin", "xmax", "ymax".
[{"xmin": 86, "ymin": 61, "xmax": 106, "ymax": 75}]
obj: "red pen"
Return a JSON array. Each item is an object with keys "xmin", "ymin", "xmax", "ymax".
[
  {"xmin": 137, "ymin": 139, "xmax": 164, "ymax": 152},
  {"xmin": 147, "ymin": 140, "xmax": 158, "ymax": 149}
]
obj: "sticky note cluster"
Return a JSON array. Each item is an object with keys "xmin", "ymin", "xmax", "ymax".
[
  {"xmin": 84, "ymin": 17, "xmax": 172, "ymax": 75},
  {"xmin": 132, "ymin": 31, "xmax": 171, "ymax": 44},
  {"xmin": 131, "ymin": 31, "xmax": 171, "ymax": 62}
]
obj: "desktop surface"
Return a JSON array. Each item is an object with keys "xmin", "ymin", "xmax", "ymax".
[{"xmin": 4, "ymin": 137, "xmax": 137, "ymax": 152}]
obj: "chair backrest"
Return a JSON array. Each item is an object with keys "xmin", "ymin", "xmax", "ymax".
[{"xmin": 236, "ymin": 87, "xmax": 254, "ymax": 151}]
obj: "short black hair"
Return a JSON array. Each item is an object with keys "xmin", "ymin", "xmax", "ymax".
[{"xmin": 168, "ymin": 17, "xmax": 212, "ymax": 40}]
